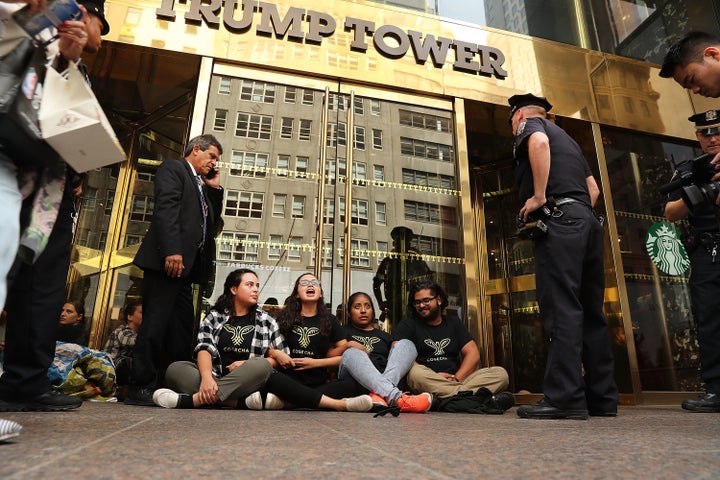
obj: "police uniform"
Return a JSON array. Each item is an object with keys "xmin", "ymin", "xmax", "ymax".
[
  {"xmin": 667, "ymin": 110, "xmax": 720, "ymax": 410},
  {"xmin": 510, "ymin": 94, "xmax": 618, "ymax": 417}
]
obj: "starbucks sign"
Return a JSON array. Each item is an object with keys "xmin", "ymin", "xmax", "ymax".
[{"xmin": 645, "ymin": 222, "xmax": 689, "ymax": 276}]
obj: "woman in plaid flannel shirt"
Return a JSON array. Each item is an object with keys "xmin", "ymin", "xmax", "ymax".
[{"xmin": 151, "ymin": 269, "xmax": 289, "ymax": 409}]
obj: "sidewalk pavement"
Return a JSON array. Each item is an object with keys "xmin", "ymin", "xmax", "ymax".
[{"xmin": 1, "ymin": 402, "xmax": 719, "ymax": 479}]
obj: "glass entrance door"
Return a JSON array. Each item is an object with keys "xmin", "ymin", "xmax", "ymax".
[
  {"xmin": 204, "ymin": 64, "xmax": 463, "ymax": 328},
  {"xmin": 70, "ymin": 43, "xmax": 201, "ymax": 348}
]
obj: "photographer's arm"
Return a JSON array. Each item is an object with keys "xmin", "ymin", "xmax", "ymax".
[{"xmin": 665, "ymin": 199, "xmax": 689, "ymax": 222}]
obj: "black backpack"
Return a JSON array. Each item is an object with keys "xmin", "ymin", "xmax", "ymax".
[{"xmin": 435, "ymin": 388, "xmax": 504, "ymax": 414}]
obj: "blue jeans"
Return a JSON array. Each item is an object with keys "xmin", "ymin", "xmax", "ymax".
[
  {"xmin": 338, "ymin": 339, "xmax": 417, "ymax": 404},
  {"xmin": 0, "ymin": 158, "xmax": 20, "ymax": 308}
]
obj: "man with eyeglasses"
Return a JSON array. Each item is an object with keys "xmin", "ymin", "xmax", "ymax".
[
  {"xmin": 664, "ymin": 110, "xmax": 720, "ymax": 413},
  {"xmin": 391, "ymin": 281, "xmax": 513, "ymax": 409},
  {"xmin": 125, "ymin": 134, "xmax": 224, "ymax": 406}
]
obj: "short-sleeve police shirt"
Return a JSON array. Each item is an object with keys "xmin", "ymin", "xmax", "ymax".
[
  {"xmin": 392, "ymin": 315, "xmax": 472, "ymax": 373},
  {"xmin": 514, "ymin": 117, "xmax": 592, "ymax": 205}
]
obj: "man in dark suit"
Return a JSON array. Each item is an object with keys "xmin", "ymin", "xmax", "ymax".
[{"xmin": 124, "ymin": 134, "xmax": 224, "ymax": 406}]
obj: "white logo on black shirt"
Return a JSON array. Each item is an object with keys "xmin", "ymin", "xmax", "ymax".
[
  {"xmin": 293, "ymin": 326, "xmax": 320, "ymax": 348},
  {"xmin": 352, "ymin": 335, "xmax": 381, "ymax": 353},
  {"xmin": 223, "ymin": 324, "xmax": 255, "ymax": 346},
  {"xmin": 424, "ymin": 338, "xmax": 451, "ymax": 356}
]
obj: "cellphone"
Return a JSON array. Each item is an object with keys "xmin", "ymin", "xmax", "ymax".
[
  {"xmin": 13, "ymin": 0, "xmax": 83, "ymax": 45},
  {"xmin": 204, "ymin": 167, "xmax": 218, "ymax": 180}
]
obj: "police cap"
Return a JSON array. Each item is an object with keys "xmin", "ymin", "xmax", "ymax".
[
  {"xmin": 508, "ymin": 93, "xmax": 553, "ymax": 119},
  {"xmin": 689, "ymin": 110, "xmax": 720, "ymax": 136}
]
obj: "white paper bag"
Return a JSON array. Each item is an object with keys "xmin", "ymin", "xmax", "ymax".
[{"xmin": 39, "ymin": 61, "xmax": 126, "ymax": 172}]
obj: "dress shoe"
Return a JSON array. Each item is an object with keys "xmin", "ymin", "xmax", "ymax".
[
  {"xmin": 681, "ymin": 393, "xmax": 720, "ymax": 413},
  {"xmin": 124, "ymin": 387, "xmax": 156, "ymax": 406},
  {"xmin": 517, "ymin": 397, "xmax": 588, "ymax": 420},
  {"xmin": 0, "ymin": 390, "xmax": 82, "ymax": 412},
  {"xmin": 491, "ymin": 391, "xmax": 516, "ymax": 412}
]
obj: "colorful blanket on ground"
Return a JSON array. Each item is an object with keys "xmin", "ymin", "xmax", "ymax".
[{"xmin": 48, "ymin": 342, "xmax": 117, "ymax": 401}]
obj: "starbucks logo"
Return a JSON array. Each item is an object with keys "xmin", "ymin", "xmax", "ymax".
[{"xmin": 645, "ymin": 223, "xmax": 689, "ymax": 275}]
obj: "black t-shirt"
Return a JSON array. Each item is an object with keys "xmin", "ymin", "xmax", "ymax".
[
  {"xmin": 666, "ymin": 160, "xmax": 719, "ymax": 233},
  {"xmin": 392, "ymin": 315, "xmax": 473, "ymax": 373},
  {"xmin": 284, "ymin": 314, "xmax": 344, "ymax": 386},
  {"xmin": 217, "ymin": 312, "xmax": 255, "ymax": 372},
  {"xmin": 514, "ymin": 117, "xmax": 592, "ymax": 205},
  {"xmin": 345, "ymin": 324, "xmax": 392, "ymax": 372}
]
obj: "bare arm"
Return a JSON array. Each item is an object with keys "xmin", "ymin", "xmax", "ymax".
[
  {"xmin": 454, "ymin": 340, "xmax": 480, "ymax": 383},
  {"xmin": 520, "ymin": 132, "xmax": 551, "ymax": 220},
  {"xmin": 586, "ymin": 175, "xmax": 600, "ymax": 207}
]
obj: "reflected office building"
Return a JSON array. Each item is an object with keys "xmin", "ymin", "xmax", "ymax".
[{"xmin": 68, "ymin": 0, "xmax": 719, "ymax": 406}]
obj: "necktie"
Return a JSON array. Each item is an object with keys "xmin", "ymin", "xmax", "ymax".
[{"xmin": 195, "ymin": 175, "xmax": 208, "ymax": 247}]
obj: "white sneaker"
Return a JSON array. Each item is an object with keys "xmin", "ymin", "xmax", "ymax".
[
  {"xmin": 345, "ymin": 394, "xmax": 373, "ymax": 412},
  {"xmin": 0, "ymin": 418, "xmax": 22, "ymax": 442},
  {"xmin": 264, "ymin": 393, "xmax": 286, "ymax": 410},
  {"xmin": 152, "ymin": 388, "xmax": 179, "ymax": 409},
  {"xmin": 245, "ymin": 391, "xmax": 263, "ymax": 410}
]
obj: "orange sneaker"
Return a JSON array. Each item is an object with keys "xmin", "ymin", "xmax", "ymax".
[
  {"xmin": 368, "ymin": 392, "xmax": 387, "ymax": 407},
  {"xmin": 395, "ymin": 392, "xmax": 432, "ymax": 413}
]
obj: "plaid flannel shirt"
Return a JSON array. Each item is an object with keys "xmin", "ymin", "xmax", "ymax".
[
  {"xmin": 103, "ymin": 325, "xmax": 137, "ymax": 363},
  {"xmin": 194, "ymin": 308, "xmax": 288, "ymax": 377}
]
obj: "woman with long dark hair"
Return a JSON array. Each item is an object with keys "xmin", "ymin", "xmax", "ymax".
[
  {"xmin": 337, "ymin": 292, "xmax": 432, "ymax": 413},
  {"xmin": 246, "ymin": 273, "xmax": 372, "ymax": 412},
  {"xmin": 152, "ymin": 269, "xmax": 288, "ymax": 408}
]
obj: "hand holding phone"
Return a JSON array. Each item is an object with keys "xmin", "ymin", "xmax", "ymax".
[{"xmin": 204, "ymin": 167, "xmax": 218, "ymax": 180}]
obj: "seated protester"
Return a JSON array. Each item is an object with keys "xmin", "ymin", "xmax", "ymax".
[
  {"xmin": 247, "ymin": 273, "xmax": 372, "ymax": 412},
  {"xmin": 393, "ymin": 281, "xmax": 514, "ymax": 411},
  {"xmin": 338, "ymin": 292, "xmax": 432, "ymax": 413},
  {"xmin": 152, "ymin": 269, "xmax": 287, "ymax": 409},
  {"xmin": 104, "ymin": 298, "xmax": 143, "ymax": 385},
  {"xmin": 57, "ymin": 301, "xmax": 88, "ymax": 346}
]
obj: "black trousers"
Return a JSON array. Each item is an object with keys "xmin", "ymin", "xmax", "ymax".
[
  {"xmin": 0, "ymin": 188, "xmax": 74, "ymax": 400},
  {"xmin": 130, "ymin": 268, "xmax": 195, "ymax": 387},
  {"xmin": 534, "ymin": 203, "xmax": 618, "ymax": 411},
  {"xmin": 688, "ymin": 246, "xmax": 720, "ymax": 394},
  {"xmin": 265, "ymin": 370, "xmax": 366, "ymax": 408}
]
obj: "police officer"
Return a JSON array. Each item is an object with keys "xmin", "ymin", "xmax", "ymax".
[
  {"xmin": 509, "ymin": 94, "xmax": 618, "ymax": 420},
  {"xmin": 665, "ymin": 110, "xmax": 720, "ymax": 412}
]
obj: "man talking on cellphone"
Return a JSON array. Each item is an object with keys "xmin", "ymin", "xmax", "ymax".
[{"xmin": 125, "ymin": 134, "xmax": 224, "ymax": 406}]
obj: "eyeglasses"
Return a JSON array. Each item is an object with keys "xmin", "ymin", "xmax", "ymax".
[
  {"xmin": 298, "ymin": 279, "xmax": 321, "ymax": 287},
  {"xmin": 352, "ymin": 302, "xmax": 373, "ymax": 310},
  {"xmin": 413, "ymin": 296, "xmax": 436, "ymax": 306}
]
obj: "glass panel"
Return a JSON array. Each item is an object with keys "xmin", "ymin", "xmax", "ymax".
[
  {"xmin": 362, "ymin": 0, "xmax": 720, "ymax": 64},
  {"xmin": 602, "ymin": 127, "xmax": 701, "ymax": 391},
  {"xmin": 468, "ymin": 100, "xmax": 630, "ymax": 393},
  {"xmin": 346, "ymin": 94, "xmax": 461, "ymax": 330},
  {"xmin": 77, "ymin": 42, "xmax": 200, "ymax": 348}
]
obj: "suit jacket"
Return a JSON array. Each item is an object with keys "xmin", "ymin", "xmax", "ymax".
[{"xmin": 134, "ymin": 158, "xmax": 223, "ymax": 285}]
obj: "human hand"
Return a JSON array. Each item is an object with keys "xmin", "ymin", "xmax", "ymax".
[
  {"xmin": 293, "ymin": 357, "xmax": 317, "ymax": 371},
  {"xmin": 197, "ymin": 377, "xmax": 219, "ymax": 405},
  {"xmin": 202, "ymin": 167, "xmax": 221, "ymax": 189},
  {"xmin": 439, "ymin": 372, "xmax": 458, "ymax": 382},
  {"xmin": 272, "ymin": 350, "xmax": 295, "ymax": 369},
  {"xmin": 519, "ymin": 195, "xmax": 546, "ymax": 221},
  {"xmin": 346, "ymin": 340, "xmax": 368, "ymax": 354},
  {"xmin": 226, "ymin": 360, "xmax": 245, "ymax": 372},
  {"xmin": 57, "ymin": 16, "xmax": 87, "ymax": 62},
  {"xmin": 164, "ymin": 254, "xmax": 184, "ymax": 278}
]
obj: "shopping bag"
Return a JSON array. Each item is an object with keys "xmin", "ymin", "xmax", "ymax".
[
  {"xmin": 0, "ymin": 38, "xmax": 58, "ymax": 166},
  {"xmin": 39, "ymin": 61, "xmax": 126, "ymax": 172}
]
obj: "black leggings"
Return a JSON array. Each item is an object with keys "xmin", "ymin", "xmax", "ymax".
[{"xmin": 265, "ymin": 370, "xmax": 367, "ymax": 408}]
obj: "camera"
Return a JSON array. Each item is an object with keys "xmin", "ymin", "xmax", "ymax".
[{"xmin": 659, "ymin": 153, "xmax": 719, "ymax": 213}]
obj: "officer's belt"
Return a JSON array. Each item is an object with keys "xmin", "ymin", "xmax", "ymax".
[{"xmin": 554, "ymin": 197, "xmax": 580, "ymax": 207}]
